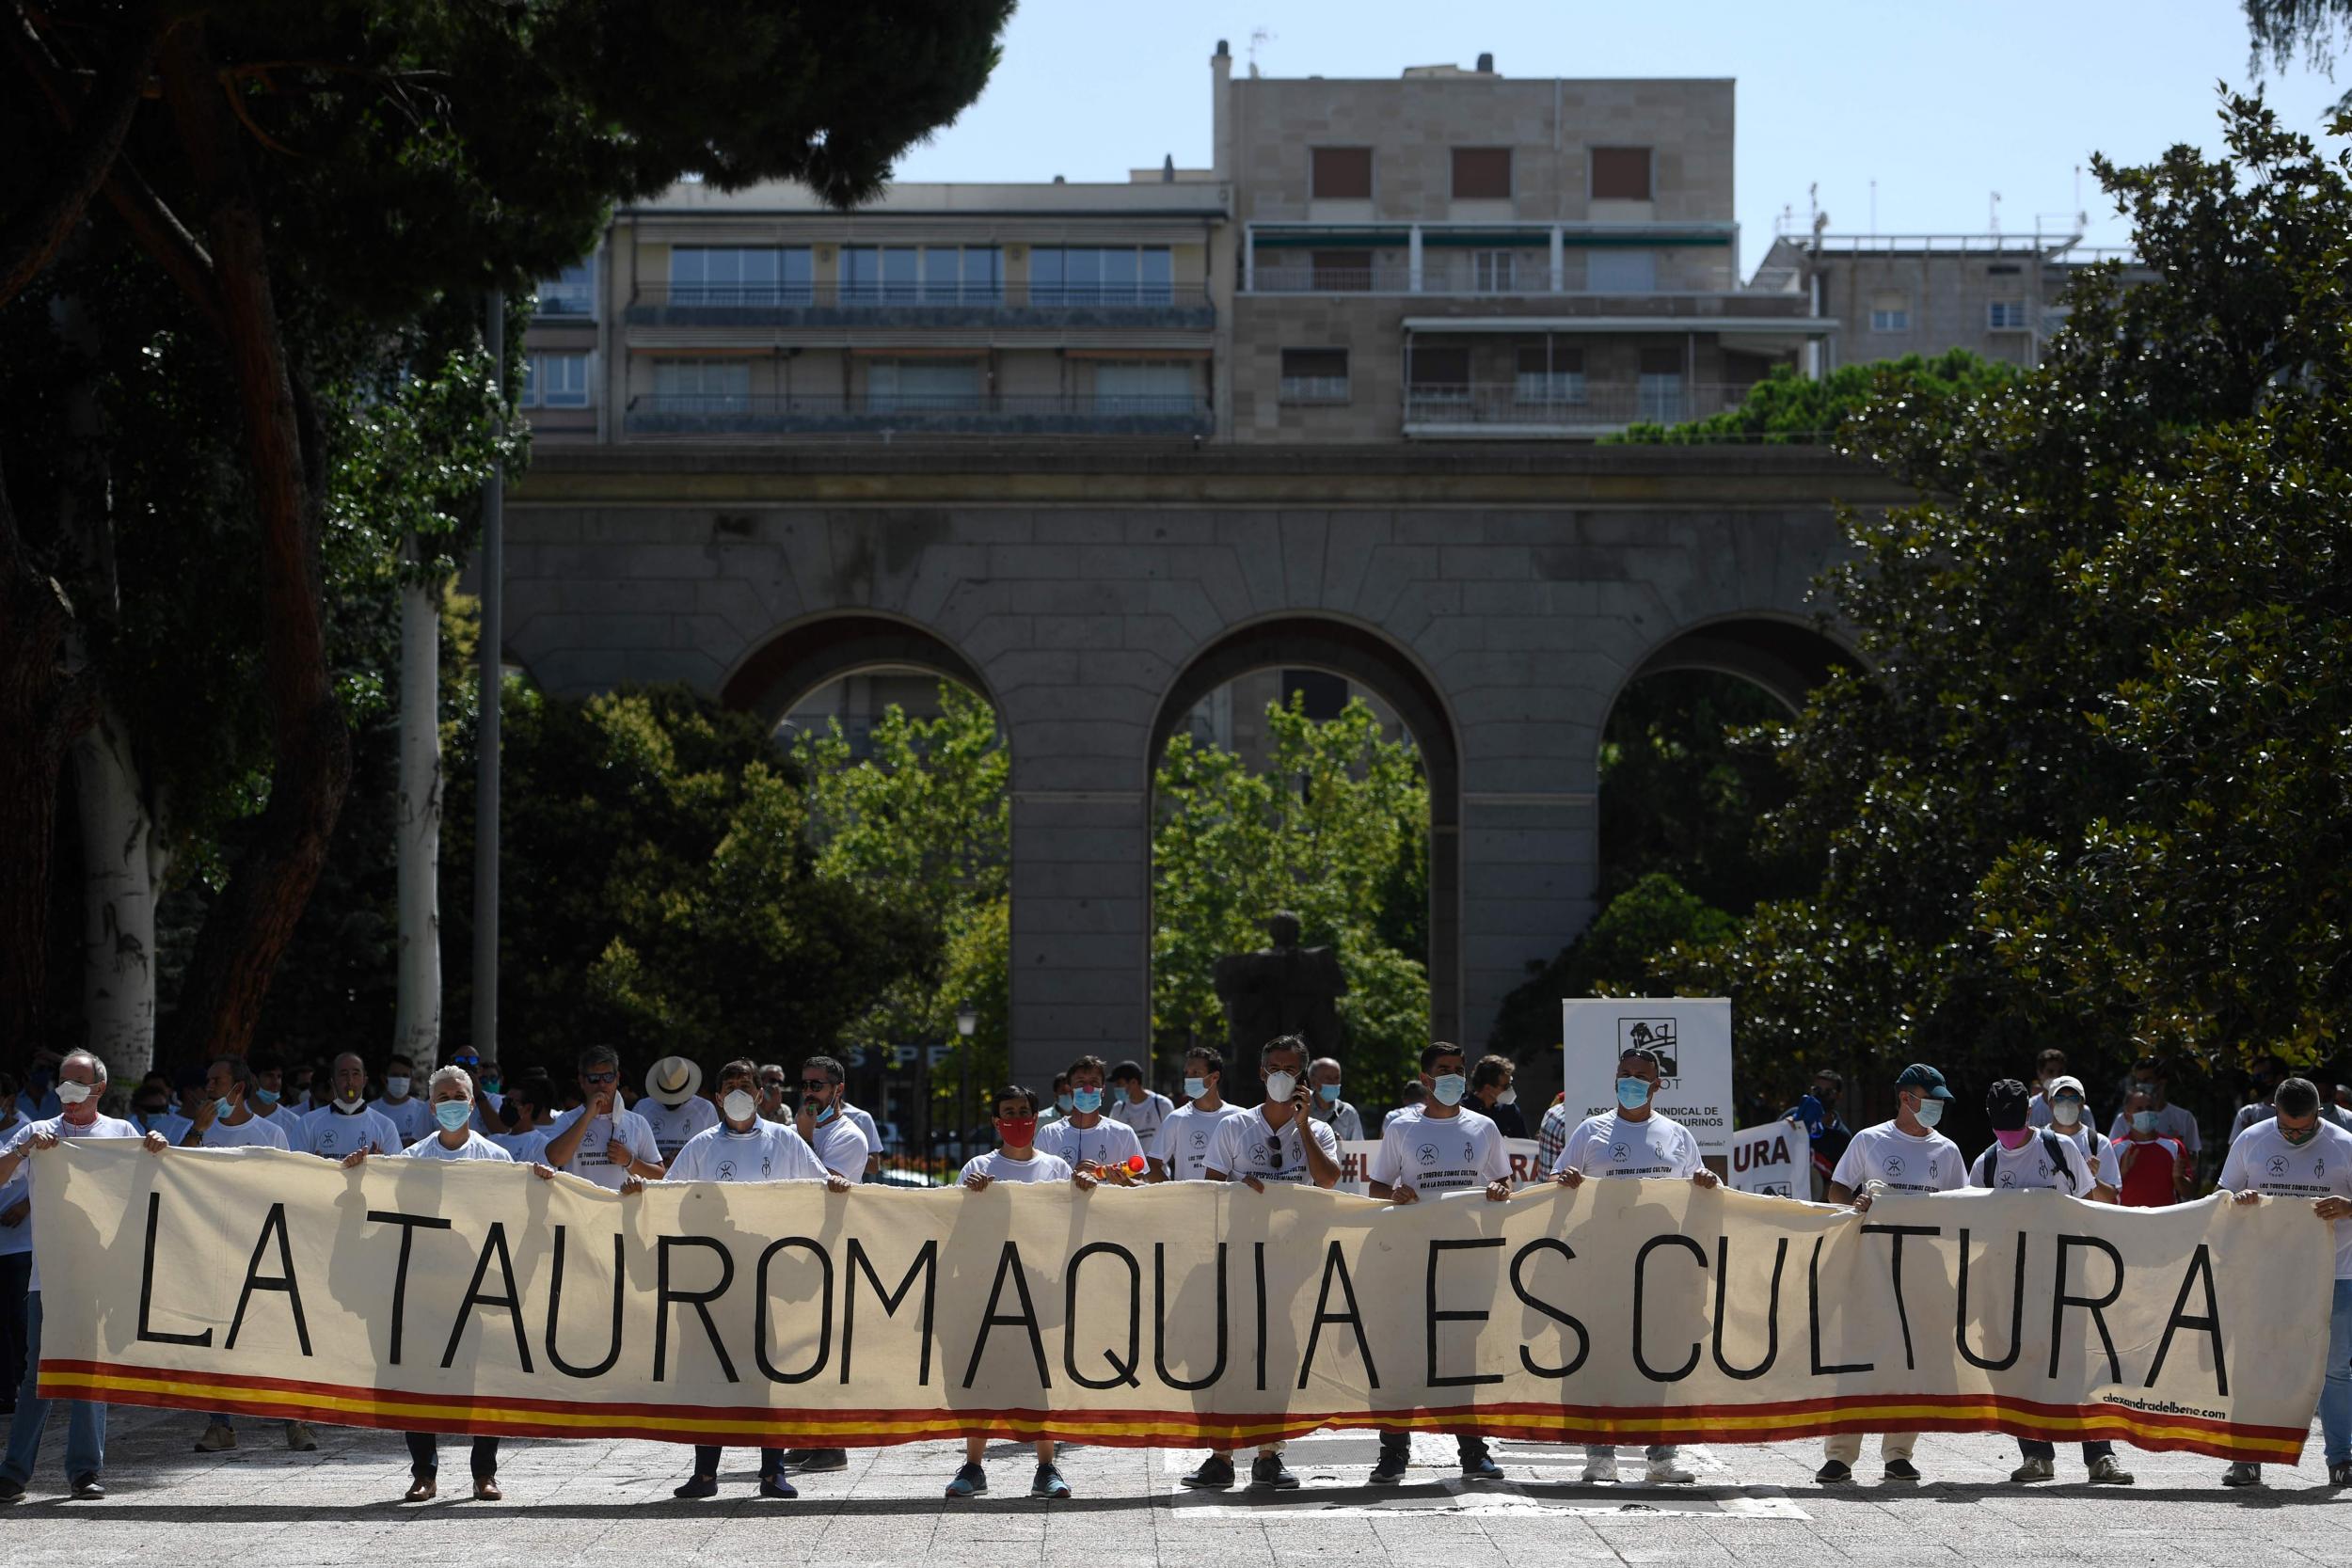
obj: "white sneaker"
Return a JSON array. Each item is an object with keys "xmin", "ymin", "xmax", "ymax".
[
  {"xmin": 1581, "ymin": 1453, "xmax": 1619, "ymax": 1483},
  {"xmin": 1645, "ymin": 1458, "xmax": 1697, "ymax": 1484}
]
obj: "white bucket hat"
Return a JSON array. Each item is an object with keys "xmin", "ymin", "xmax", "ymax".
[{"xmin": 644, "ymin": 1055, "xmax": 703, "ymax": 1106}]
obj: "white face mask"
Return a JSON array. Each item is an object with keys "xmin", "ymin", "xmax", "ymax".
[
  {"xmin": 2051, "ymin": 1099, "xmax": 2083, "ymax": 1128},
  {"xmin": 385, "ymin": 1075, "xmax": 411, "ymax": 1099},
  {"xmin": 1496, "ymin": 1087, "xmax": 1518, "ymax": 1106},
  {"xmin": 1913, "ymin": 1097, "xmax": 1945, "ymax": 1129},
  {"xmin": 56, "ymin": 1081, "xmax": 93, "ymax": 1107},
  {"xmin": 1264, "ymin": 1070, "xmax": 1298, "ymax": 1103},
  {"xmin": 721, "ymin": 1088, "xmax": 758, "ymax": 1124}
]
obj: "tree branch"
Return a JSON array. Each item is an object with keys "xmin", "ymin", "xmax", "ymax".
[{"xmin": 0, "ymin": 6, "xmax": 174, "ymax": 308}]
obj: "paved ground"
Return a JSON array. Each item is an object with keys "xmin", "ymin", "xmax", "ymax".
[{"xmin": 6, "ymin": 1401, "xmax": 2352, "ymax": 1565}]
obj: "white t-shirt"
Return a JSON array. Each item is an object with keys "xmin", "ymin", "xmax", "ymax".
[
  {"xmin": 397, "ymin": 1130, "xmax": 514, "ymax": 1162},
  {"xmin": 2026, "ymin": 1091, "xmax": 2058, "ymax": 1129},
  {"xmin": 2, "ymin": 1114, "xmax": 142, "ymax": 1290},
  {"xmin": 2107, "ymin": 1101, "xmax": 2201, "ymax": 1153},
  {"xmin": 637, "ymin": 1096, "xmax": 721, "ymax": 1161},
  {"xmin": 2053, "ymin": 1122, "xmax": 2123, "ymax": 1190},
  {"xmin": 547, "ymin": 1105, "xmax": 663, "ymax": 1189},
  {"xmin": 1035, "ymin": 1116, "xmax": 1149, "ymax": 1174},
  {"xmin": 493, "ymin": 1129, "xmax": 550, "ymax": 1164},
  {"xmin": 1555, "ymin": 1111, "xmax": 1704, "ymax": 1181},
  {"xmin": 1152, "ymin": 1101, "xmax": 1244, "ymax": 1181},
  {"xmin": 839, "ymin": 1101, "xmax": 882, "ymax": 1160},
  {"xmin": 198, "ymin": 1113, "xmax": 290, "ymax": 1150},
  {"xmin": 298, "ymin": 1103, "xmax": 406, "ymax": 1159},
  {"xmin": 134, "ymin": 1111, "xmax": 194, "ymax": 1147},
  {"xmin": 1204, "ymin": 1105, "xmax": 1340, "ymax": 1184},
  {"xmin": 1108, "ymin": 1090, "xmax": 1174, "ymax": 1147},
  {"xmin": 1372, "ymin": 1105, "xmax": 1512, "ymax": 1194},
  {"xmin": 804, "ymin": 1113, "xmax": 872, "ymax": 1178},
  {"xmin": 960, "ymin": 1149, "xmax": 1073, "ymax": 1184},
  {"xmin": 371, "ymin": 1095, "xmax": 432, "ymax": 1148},
  {"xmin": 667, "ymin": 1121, "xmax": 829, "ymax": 1184},
  {"xmin": 1968, "ymin": 1131, "xmax": 2095, "ymax": 1195},
  {"xmin": 1829, "ymin": 1119, "xmax": 1963, "ymax": 1196},
  {"xmin": 2221, "ymin": 1119, "xmax": 2352, "ymax": 1278}
]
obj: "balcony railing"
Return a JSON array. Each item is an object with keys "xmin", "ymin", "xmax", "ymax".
[
  {"xmin": 624, "ymin": 391, "xmax": 1215, "ymax": 437},
  {"xmin": 533, "ymin": 284, "xmax": 596, "ymax": 316},
  {"xmin": 1401, "ymin": 381, "xmax": 1755, "ymax": 436},
  {"xmin": 1247, "ymin": 262, "xmax": 1750, "ymax": 296},
  {"xmin": 624, "ymin": 280, "xmax": 1214, "ymax": 328}
]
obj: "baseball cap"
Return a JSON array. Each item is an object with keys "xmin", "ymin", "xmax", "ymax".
[
  {"xmin": 1986, "ymin": 1078, "xmax": 2031, "ymax": 1132},
  {"xmin": 2045, "ymin": 1074, "xmax": 2086, "ymax": 1101},
  {"xmin": 1893, "ymin": 1063, "xmax": 1953, "ymax": 1101}
]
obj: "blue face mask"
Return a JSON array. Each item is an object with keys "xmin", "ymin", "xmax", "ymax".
[
  {"xmin": 1183, "ymin": 1076, "xmax": 1208, "ymax": 1100},
  {"xmin": 215, "ymin": 1097, "xmax": 237, "ymax": 1119},
  {"xmin": 253, "ymin": 1088, "xmax": 280, "ymax": 1109},
  {"xmin": 1055, "ymin": 1094, "xmax": 1074, "ymax": 1114},
  {"xmin": 1432, "ymin": 1073, "xmax": 1467, "ymax": 1107},
  {"xmin": 434, "ymin": 1100, "xmax": 472, "ymax": 1133},
  {"xmin": 1317, "ymin": 1083, "xmax": 1342, "ymax": 1104},
  {"xmin": 1073, "ymin": 1086, "xmax": 1104, "ymax": 1115},
  {"xmin": 1614, "ymin": 1077, "xmax": 1651, "ymax": 1111}
]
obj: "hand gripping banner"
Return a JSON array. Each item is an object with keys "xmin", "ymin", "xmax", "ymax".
[{"xmin": 31, "ymin": 1142, "xmax": 2328, "ymax": 1461}]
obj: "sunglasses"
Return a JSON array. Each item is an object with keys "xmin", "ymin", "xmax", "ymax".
[
  {"xmin": 1264, "ymin": 1134, "xmax": 1287, "ymax": 1172},
  {"xmin": 583, "ymin": 1071, "xmax": 617, "ymax": 1085},
  {"xmin": 801, "ymin": 1080, "xmax": 831, "ymax": 1092},
  {"xmin": 759, "ymin": 1078, "xmax": 787, "ymax": 1089}
]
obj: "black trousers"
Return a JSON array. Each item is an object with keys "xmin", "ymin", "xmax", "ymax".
[
  {"xmin": 406, "ymin": 1431, "xmax": 499, "ymax": 1479},
  {"xmin": 1378, "ymin": 1430, "xmax": 1489, "ymax": 1463},
  {"xmin": 2018, "ymin": 1438, "xmax": 2113, "ymax": 1462},
  {"xmin": 0, "ymin": 1252, "xmax": 28, "ymax": 1404},
  {"xmin": 694, "ymin": 1444, "xmax": 786, "ymax": 1477}
]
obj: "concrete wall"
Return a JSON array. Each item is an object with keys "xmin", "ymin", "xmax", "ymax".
[{"xmin": 503, "ymin": 445, "xmax": 1889, "ymax": 1087}]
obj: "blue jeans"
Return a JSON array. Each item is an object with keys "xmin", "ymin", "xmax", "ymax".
[
  {"xmin": 2322, "ymin": 1276, "xmax": 2352, "ymax": 1462},
  {"xmin": 3, "ymin": 1291, "xmax": 104, "ymax": 1484}
]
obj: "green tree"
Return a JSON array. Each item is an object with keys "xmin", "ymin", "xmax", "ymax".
[
  {"xmin": 1153, "ymin": 696, "xmax": 1432, "ymax": 1091},
  {"xmin": 0, "ymin": 1, "xmax": 1013, "ymax": 1059},
  {"xmin": 1653, "ymin": 95, "xmax": 2352, "ymax": 1113},
  {"xmin": 1608, "ymin": 352, "xmax": 2017, "ymax": 446}
]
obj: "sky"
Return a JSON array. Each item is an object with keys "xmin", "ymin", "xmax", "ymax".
[{"xmin": 890, "ymin": 0, "xmax": 2351, "ymax": 275}]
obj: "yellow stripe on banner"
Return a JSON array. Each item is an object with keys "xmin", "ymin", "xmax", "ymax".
[{"xmin": 45, "ymin": 1371, "xmax": 2296, "ymax": 1461}]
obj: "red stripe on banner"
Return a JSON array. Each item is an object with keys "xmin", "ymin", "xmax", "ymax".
[{"xmin": 37, "ymin": 1358, "xmax": 2304, "ymax": 1464}]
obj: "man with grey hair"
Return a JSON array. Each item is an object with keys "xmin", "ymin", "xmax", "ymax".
[
  {"xmin": 0, "ymin": 1050, "xmax": 167, "ymax": 1501},
  {"xmin": 1308, "ymin": 1056, "xmax": 1363, "ymax": 1141},
  {"xmin": 298, "ymin": 1052, "xmax": 405, "ymax": 1160},
  {"xmin": 543, "ymin": 1045, "xmax": 664, "ymax": 1188}
]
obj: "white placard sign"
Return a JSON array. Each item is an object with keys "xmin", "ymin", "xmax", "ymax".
[
  {"xmin": 1560, "ymin": 997, "xmax": 1735, "ymax": 1155},
  {"xmin": 1727, "ymin": 1118, "xmax": 1809, "ymax": 1196},
  {"xmin": 1334, "ymin": 1137, "xmax": 1547, "ymax": 1195}
]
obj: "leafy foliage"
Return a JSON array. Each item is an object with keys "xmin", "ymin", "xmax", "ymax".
[
  {"xmin": 1152, "ymin": 697, "xmax": 1431, "ymax": 1091},
  {"xmin": 1609, "ymin": 352, "xmax": 2018, "ymax": 446}
]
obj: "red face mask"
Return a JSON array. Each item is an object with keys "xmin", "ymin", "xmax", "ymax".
[{"xmin": 995, "ymin": 1116, "xmax": 1037, "ymax": 1147}]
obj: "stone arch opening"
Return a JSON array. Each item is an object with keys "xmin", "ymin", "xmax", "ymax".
[
  {"xmin": 1618, "ymin": 613, "xmax": 1860, "ymax": 719},
  {"xmin": 1147, "ymin": 615, "xmax": 1462, "ymax": 1058},
  {"xmin": 720, "ymin": 611, "xmax": 995, "ymax": 726}
]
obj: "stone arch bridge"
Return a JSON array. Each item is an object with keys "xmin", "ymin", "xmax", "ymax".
[{"xmin": 507, "ymin": 444, "xmax": 1903, "ymax": 1086}]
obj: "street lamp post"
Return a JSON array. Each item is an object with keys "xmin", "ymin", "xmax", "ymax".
[{"xmin": 955, "ymin": 1006, "xmax": 977, "ymax": 1161}]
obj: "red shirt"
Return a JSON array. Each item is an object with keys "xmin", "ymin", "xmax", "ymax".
[{"xmin": 2118, "ymin": 1134, "xmax": 2188, "ymax": 1207}]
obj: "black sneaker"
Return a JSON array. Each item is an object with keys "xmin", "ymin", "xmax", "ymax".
[
  {"xmin": 0, "ymin": 1476, "xmax": 24, "ymax": 1503},
  {"xmin": 2331, "ymin": 1462, "xmax": 2352, "ymax": 1488},
  {"xmin": 1181, "ymin": 1454, "xmax": 1236, "ymax": 1490},
  {"xmin": 945, "ymin": 1462, "xmax": 987, "ymax": 1497},
  {"xmin": 1462, "ymin": 1452, "xmax": 1505, "ymax": 1483},
  {"xmin": 671, "ymin": 1474, "xmax": 718, "ymax": 1499},
  {"xmin": 1031, "ymin": 1463, "xmax": 1071, "ymax": 1499},
  {"xmin": 778, "ymin": 1448, "xmax": 815, "ymax": 1467},
  {"xmin": 1249, "ymin": 1451, "xmax": 1299, "ymax": 1490},
  {"xmin": 69, "ymin": 1474, "xmax": 103, "ymax": 1500},
  {"xmin": 1815, "ymin": 1460, "xmax": 1853, "ymax": 1484},
  {"xmin": 1369, "ymin": 1450, "xmax": 1409, "ymax": 1485},
  {"xmin": 793, "ymin": 1448, "xmax": 849, "ymax": 1473},
  {"xmin": 1882, "ymin": 1459, "xmax": 1921, "ymax": 1482}
]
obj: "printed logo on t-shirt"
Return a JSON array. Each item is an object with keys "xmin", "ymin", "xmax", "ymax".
[
  {"xmin": 1612, "ymin": 1143, "xmax": 1629, "ymax": 1162},
  {"xmin": 1885, "ymin": 1154, "xmax": 1906, "ymax": 1178},
  {"xmin": 2269, "ymin": 1154, "xmax": 2291, "ymax": 1178},
  {"xmin": 1191, "ymin": 1132, "xmax": 1209, "ymax": 1150}
]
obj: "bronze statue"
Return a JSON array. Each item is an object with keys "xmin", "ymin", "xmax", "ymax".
[{"xmin": 1213, "ymin": 911, "xmax": 1347, "ymax": 1058}]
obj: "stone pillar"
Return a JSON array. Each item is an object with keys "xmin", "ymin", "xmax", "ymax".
[
  {"xmin": 1549, "ymin": 226, "xmax": 1565, "ymax": 293},
  {"xmin": 1407, "ymin": 225, "xmax": 1423, "ymax": 293},
  {"xmin": 1007, "ymin": 787, "xmax": 1152, "ymax": 1093}
]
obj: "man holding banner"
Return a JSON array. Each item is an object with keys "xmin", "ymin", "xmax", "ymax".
[
  {"xmin": 1551, "ymin": 1045, "xmax": 1716, "ymax": 1485},
  {"xmin": 1366, "ymin": 1042, "xmax": 1511, "ymax": 1485}
]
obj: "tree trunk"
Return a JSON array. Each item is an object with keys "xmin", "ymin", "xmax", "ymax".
[
  {"xmin": 74, "ymin": 705, "xmax": 165, "ymax": 1083},
  {"xmin": 392, "ymin": 557, "xmax": 442, "ymax": 1068},
  {"xmin": 153, "ymin": 28, "xmax": 352, "ymax": 1065}
]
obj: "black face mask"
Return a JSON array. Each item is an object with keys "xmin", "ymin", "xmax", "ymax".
[{"xmin": 2283, "ymin": 1122, "xmax": 2320, "ymax": 1146}]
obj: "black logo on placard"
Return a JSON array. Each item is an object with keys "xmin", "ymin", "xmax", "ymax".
[{"xmin": 1620, "ymin": 1018, "xmax": 1680, "ymax": 1082}]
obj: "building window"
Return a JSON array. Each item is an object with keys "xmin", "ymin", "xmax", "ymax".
[
  {"xmin": 1028, "ymin": 246, "xmax": 1174, "ymax": 306},
  {"xmin": 1309, "ymin": 249, "xmax": 1371, "ymax": 293},
  {"xmin": 1406, "ymin": 344, "xmax": 1471, "ymax": 402},
  {"xmin": 1590, "ymin": 147, "xmax": 1653, "ymax": 201},
  {"xmin": 1988, "ymin": 300, "xmax": 2028, "ymax": 330},
  {"xmin": 522, "ymin": 352, "xmax": 591, "ymax": 409},
  {"xmin": 1470, "ymin": 250, "xmax": 1517, "ymax": 293},
  {"xmin": 1452, "ymin": 148, "xmax": 1512, "ymax": 200},
  {"xmin": 1091, "ymin": 360, "xmax": 1195, "ymax": 414},
  {"xmin": 866, "ymin": 357, "xmax": 982, "ymax": 412},
  {"xmin": 1311, "ymin": 147, "xmax": 1374, "ymax": 200},
  {"xmin": 1869, "ymin": 292, "xmax": 1911, "ymax": 332},
  {"xmin": 841, "ymin": 245, "xmax": 919, "ymax": 306},
  {"xmin": 652, "ymin": 358, "xmax": 751, "ymax": 413},
  {"xmin": 669, "ymin": 246, "xmax": 809, "ymax": 306},
  {"xmin": 1637, "ymin": 344, "xmax": 1685, "ymax": 421},
  {"xmin": 1587, "ymin": 248, "xmax": 1657, "ymax": 293},
  {"xmin": 1279, "ymin": 348, "xmax": 1349, "ymax": 404},
  {"xmin": 536, "ymin": 261, "xmax": 595, "ymax": 317},
  {"xmin": 922, "ymin": 246, "xmax": 1001, "ymax": 304},
  {"xmin": 1514, "ymin": 340, "xmax": 1585, "ymax": 404}
]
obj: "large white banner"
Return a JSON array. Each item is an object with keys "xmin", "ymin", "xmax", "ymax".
[
  {"xmin": 1728, "ymin": 1120, "xmax": 1811, "ymax": 1197},
  {"xmin": 1562, "ymin": 998, "xmax": 1736, "ymax": 1155},
  {"xmin": 30, "ymin": 1141, "xmax": 2328, "ymax": 1462}
]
